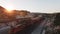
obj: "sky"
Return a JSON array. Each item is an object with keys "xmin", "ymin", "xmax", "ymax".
[{"xmin": 0, "ymin": 0, "xmax": 60, "ymax": 13}]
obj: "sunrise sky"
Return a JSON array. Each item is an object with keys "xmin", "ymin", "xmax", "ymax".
[{"xmin": 0, "ymin": 0, "xmax": 60, "ymax": 13}]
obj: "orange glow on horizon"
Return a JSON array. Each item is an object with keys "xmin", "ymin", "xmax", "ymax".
[
  {"xmin": 6, "ymin": 10, "xmax": 13, "ymax": 13},
  {"xmin": 4, "ymin": 4, "xmax": 14, "ymax": 13}
]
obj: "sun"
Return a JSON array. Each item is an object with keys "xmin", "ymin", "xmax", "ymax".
[
  {"xmin": 7, "ymin": 6, "xmax": 13, "ymax": 10},
  {"xmin": 5, "ymin": 4, "xmax": 14, "ymax": 13},
  {"xmin": 6, "ymin": 5, "xmax": 14, "ymax": 11}
]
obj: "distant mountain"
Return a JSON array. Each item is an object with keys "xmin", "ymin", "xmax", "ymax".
[
  {"xmin": 0, "ymin": 6, "xmax": 6, "ymax": 12},
  {"xmin": 0, "ymin": 6, "xmax": 9, "ymax": 19},
  {"xmin": 0, "ymin": 6, "xmax": 5, "ymax": 9},
  {"xmin": 0, "ymin": 6, "xmax": 31, "ymax": 22}
]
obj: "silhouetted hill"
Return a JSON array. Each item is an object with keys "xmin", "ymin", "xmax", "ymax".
[{"xmin": 0, "ymin": 6, "xmax": 6, "ymax": 12}]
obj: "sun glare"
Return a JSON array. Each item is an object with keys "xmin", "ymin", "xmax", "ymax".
[
  {"xmin": 6, "ymin": 5, "xmax": 13, "ymax": 11},
  {"xmin": 5, "ymin": 4, "xmax": 14, "ymax": 13}
]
